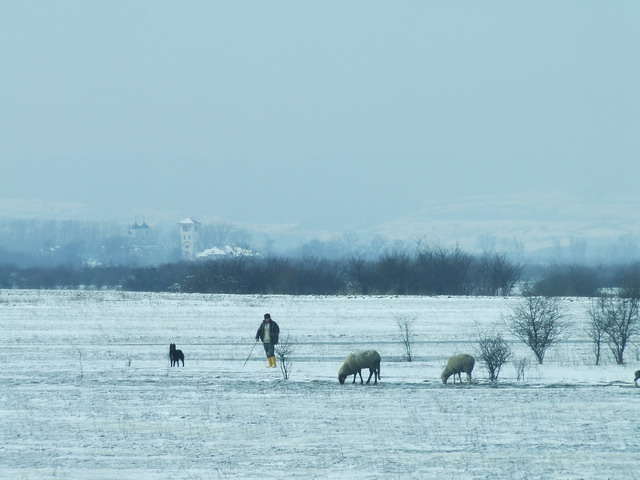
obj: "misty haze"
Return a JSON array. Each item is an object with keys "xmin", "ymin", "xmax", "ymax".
[{"xmin": 2, "ymin": 3, "xmax": 640, "ymax": 480}]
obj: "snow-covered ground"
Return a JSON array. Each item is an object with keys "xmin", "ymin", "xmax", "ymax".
[{"xmin": 1, "ymin": 290, "xmax": 638, "ymax": 479}]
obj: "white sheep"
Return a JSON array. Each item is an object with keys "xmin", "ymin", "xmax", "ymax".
[
  {"xmin": 338, "ymin": 350, "xmax": 381, "ymax": 385},
  {"xmin": 441, "ymin": 354, "xmax": 475, "ymax": 384},
  {"xmin": 634, "ymin": 370, "xmax": 639, "ymax": 387}
]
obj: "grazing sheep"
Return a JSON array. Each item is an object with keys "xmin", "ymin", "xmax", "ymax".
[
  {"xmin": 635, "ymin": 370, "xmax": 640, "ymax": 387},
  {"xmin": 338, "ymin": 350, "xmax": 381, "ymax": 385},
  {"xmin": 441, "ymin": 354, "xmax": 475, "ymax": 384}
]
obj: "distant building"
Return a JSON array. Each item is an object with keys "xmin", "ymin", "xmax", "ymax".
[
  {"xmin": 127, "ymin": 219, "xmax": 160, "ymax": 265},
  {"xmin": 195, "ymin": 245, "xmax": 259, "ymax": 259},
  {"xmin": 178, "ymin": 218, "xmax": 201, "ymax": 260},
  {"xmin": 129, "ymin": 219, "xmax": 150, "ymax": 243}
]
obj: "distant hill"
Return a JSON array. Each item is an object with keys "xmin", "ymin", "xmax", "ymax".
[
  {"xmin": 1, "ymin": 193, "xmax": 639, "ymax": 265},
  {"xmin": 361, "ymin": 193, "xmax": 640, "ymax": 262}
]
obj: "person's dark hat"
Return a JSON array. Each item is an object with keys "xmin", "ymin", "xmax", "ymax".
[{"xmin": 264, "ymin": 313, "xmax": 271, "ymax": 319}]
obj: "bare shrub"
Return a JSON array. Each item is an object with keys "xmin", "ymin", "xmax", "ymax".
[
  {"xmin": 506, "ymin": 293, "xmax": 570, "ymax": 364},
  {"xmin": 513, "ymin": 357, "xmax": 531, "ymax": 381},
  {"xmin": 476, "ymin": 329, "xmax": 512, "ymax": 382},
  {"xmin": 70, "ymin": 342, "xmax": 83, "ymax": 380},
  {"xmin": 396, "ymin": 314, "xmax": 416, "ymax": 362},
  {"xmin": 275, "ymin": 335, "xmax": 294, "ymax": 380}
]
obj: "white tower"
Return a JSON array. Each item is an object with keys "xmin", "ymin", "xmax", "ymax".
[{"xmin": 178, "ymin": 218, "xmax": 201, "ymax": 260}]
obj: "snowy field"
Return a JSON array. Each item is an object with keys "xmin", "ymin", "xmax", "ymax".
[{"xmin": 1, "ymin": 289, "xmax": 639, "ymax": 480}]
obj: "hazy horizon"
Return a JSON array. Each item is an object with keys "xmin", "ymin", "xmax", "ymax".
[{"xmin": 2, "ymin": 3, "xmax": 639, "ymax": 248}]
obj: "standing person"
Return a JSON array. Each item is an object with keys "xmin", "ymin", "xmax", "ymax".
[{"xmin": 255, "ymin": 313, "xmax": 279, "ymax": 368}]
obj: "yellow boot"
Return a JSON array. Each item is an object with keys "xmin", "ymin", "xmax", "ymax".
[
  {"xmin": 266, "ymin": 357, "xmax": 271, "ymax": 368},
  {"xmin": 269, "ymin": 356, "xmax": 277, "ymax": 368}
]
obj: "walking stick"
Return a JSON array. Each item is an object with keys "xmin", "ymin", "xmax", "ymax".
[{"xmin": 243, "ymin": 340, "xmax": 258, "ymax": 367}]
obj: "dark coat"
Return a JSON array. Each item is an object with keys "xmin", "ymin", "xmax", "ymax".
[{"xmin": 255, "ymin": 320, "xmax": 280, "ymax": 344}]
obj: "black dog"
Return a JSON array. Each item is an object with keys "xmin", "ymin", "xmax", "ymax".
[{"xmin": 169, "ymin": 343, "xmax": 184, "ymax": 367}]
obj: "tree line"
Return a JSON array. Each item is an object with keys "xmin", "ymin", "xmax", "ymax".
[
  {"xmin": 2, "ymin": 245, "xmax": 640, "ymax": 297},
  {"xmin": 0, "ymin": 246, "xmax": 522, "ymax": 295}
]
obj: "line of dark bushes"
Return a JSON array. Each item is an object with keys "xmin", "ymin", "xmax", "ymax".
[
  {"xmin": 1, "ymin": 246, "xmax": 639, "ymax": 296},
  {"xmin": 123, "ymin": 249, "xmax": 521, "ymax": 295},
  {"xmin": 0, "ymin": 247, "xmax": 520, "ymax": 295}
]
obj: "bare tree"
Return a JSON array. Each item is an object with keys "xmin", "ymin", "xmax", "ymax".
[
  {"xmin": 585, "ymin": 300, "xmax": 607, "ymax": 365},
  {"xmin": 275, "ymin": 335, "xmax": 295, "ymax": 380},
  {"xmin": 588, "ymin": 295, "xmax": 639, "ymax": 365},
  {"xmin": 506, "ymin": 294, "xmax": 570, "ymax": 364},
  {"xmin": 396, "ymin": 314, "xmax": 416, "ymax": 362},
  {"xmin": 476, "ymin": 330, "xmax": 512, "ymax": 382}
]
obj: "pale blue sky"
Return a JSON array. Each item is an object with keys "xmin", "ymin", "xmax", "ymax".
[{"xmin": 1, "ymin": 2, "xmax": 639, "ymax": 236}]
